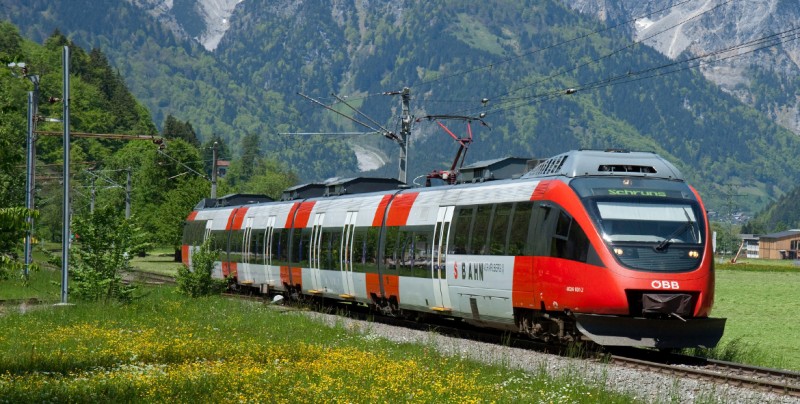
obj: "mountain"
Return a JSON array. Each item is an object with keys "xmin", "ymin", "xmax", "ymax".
[
  {"xmin": 3, "ymin": 0, "xmax": 800, "ymax": 217},
  {"xmin": 561, "ymin": 0, "xmax": 800, "ymax": 135}
]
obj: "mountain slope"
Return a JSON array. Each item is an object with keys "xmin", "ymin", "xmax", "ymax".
[
  {"xmin": 561, "ymin": 0, "xmax": 800, "ymax": 135},
  {"xmin": 3, "ymin": 0, "xmax": 800, "ymax": 215}
]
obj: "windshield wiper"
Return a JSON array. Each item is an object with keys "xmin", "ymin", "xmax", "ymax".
[{"xmin": 655, "ymin": 208, "xmax": 695, "ymax": 252}]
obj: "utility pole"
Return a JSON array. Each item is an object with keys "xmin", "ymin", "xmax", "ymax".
[
  {"xmin": 24, "ymin": 86, "xmax": 38, "ymax": 279},
  {"xmin": 295, "ymin": 89, "xmax": 411, "ymax": 183},
  {"xmin": 60, "ymin": 45, "xmax": 70, "ymax": 305},
  {"xmin": 90, "ymin": 176, "xmax": 95, "ymax": 214},
  {"xmin": 211, "ymin": 141, "xmax": 218, "ymax": 199},
  {"xmin": 125, "ymin": 168, "xmax": 131, "ymax": 219},
  {"xmin": 398, "ymin": 87, "xmax": 411, "ymax": 185},
  {"xmin": 7, "ymin": 61, "xmax": 40, "ymax": 280}
]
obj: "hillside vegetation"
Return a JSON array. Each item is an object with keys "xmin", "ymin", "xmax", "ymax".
[
  {"xmin": 0, "ymin": 22, "xmax": 294, "ymax": 253},
  {"xmin": 3, "ymin": 0, "xmax": 800, "ymax": 216}
]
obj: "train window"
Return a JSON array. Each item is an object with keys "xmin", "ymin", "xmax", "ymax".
[
  {"xmin": 195, "ymin": 221, "xmax": 207, "ymax": 245},
  {"xmin": 411, "ymin": 229, "xmax": 432, "ymax": 278},
  {"xmin": 290, "ymin": 228, "xmax": 311, "ymax": 266},
  {"xmin": 320, "ymin": 229, "xmax": 342, "ymax": 270},
  {"xmin": 470, "ymin": 205, "xmax": 493, "ymax": 255},
  {"xmin": 508, "ymin": 203, "xmax": 532, "ymax": 256},
  {"xmin": 395, "ymin": 226, "xmax": 433, "ymax": 278},
  {"xmin": 270, "ymin": 228, "xmax": 289, "ymax": 265},
  {"xmin": 353, "ymin": 226, "xmax": 379, "ymax": 273},
  {"xmin": 488, "ymin": 203, "xmax": 512, "ymax": 255},
  {"xmin": 183, "ymin": 220, "xmax": 205, "ymax": 246},
  {"xmin": 450, "ymin": 207, "xmax": 474, "ymax": 254},
  {"xmin": 396, "ymin": 229, "xmax": 413, "ymax": 275},
  {"xmin": 528, "ymin": 203, "xmax": 555, "ymax": 256},
  {"xmin": 550, "ymin": 210, "xmax": 590, "ymax": 263},
  {"xmin": 230, "ymin": 230, "xmax": 245, "ymax": 262},
  {"xmin": 209, "ymin": 230, "xmax": 227, "ymax": 253},
  {"xmin": 251, "ymin": 229, "xmax": 265, "ymax": 263},
  {"xmin": 382, "ymin": 226, "xmax": 401, "ymax": 272}
]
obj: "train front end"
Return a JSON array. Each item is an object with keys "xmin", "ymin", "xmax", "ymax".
[{"xmin": 529, "ymin": 150, "xmax": 726, "ymax": 348}]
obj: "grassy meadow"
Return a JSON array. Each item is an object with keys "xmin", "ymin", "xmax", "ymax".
[
  {"xmin": 0, "ymin": 251, "xmax": 798, "ymax": 402},
  {"xmin": 711, "ymin": 262, "xmax": 800, "ymax": 370},
  {"xmin": 0, "ymin": 281, "xmax": 632, "ymax": 403}
]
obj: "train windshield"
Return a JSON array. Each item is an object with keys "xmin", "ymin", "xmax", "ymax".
[
  {"xmin": 571, "ymin": 177, "xmax": 706, "ymax": 272},
  {"xmin": 596, "ymin": 202, "xmax": 701, "ymax": 245}
]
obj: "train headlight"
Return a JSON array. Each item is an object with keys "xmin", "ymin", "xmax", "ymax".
[
  {"xmin": 687, "ymin": 250, "xmax": 699, "ymax": 258},
  {"xmin": 613, "ymin": 247, "xmax": 624, "ymax": 256}
]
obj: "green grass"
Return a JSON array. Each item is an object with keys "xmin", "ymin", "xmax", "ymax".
[
  {"xmin": 0, "ymin": 287, "xmax": 635, "ymax": 403},
  {"xmin": 709, "ymin": 267, "xmax": 800, "ymax": 370},
  {"xmin": 129, "ymin": 252, "xmax": 182, "ymax": 277}
]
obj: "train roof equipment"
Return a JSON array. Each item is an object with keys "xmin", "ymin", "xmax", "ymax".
[
  {"xmin": 523, "ymin": 149, "xmax": 684, "ymax": 180},
  {"xmin": 457, "ymin": 156, "xmax": 533, "ymax": 183},
  {"xmin": 323, "ymin": 177, "xmax": 404, "ymax": 197},
  {"xmin": 281, "ymin": 182, "xmax": 327, "ymax": 201},
  {"xmin": 194, "ymin": 193, "xmax": 273, "ymax": 209}
]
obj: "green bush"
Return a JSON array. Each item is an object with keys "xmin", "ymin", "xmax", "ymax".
[
  {"xmin": 176, "ymin": 237, "xmax": 227, "ymax": 297},
  {"xmin": 70, "ymin": 207, "xmax": 138, "ymax": 303}
]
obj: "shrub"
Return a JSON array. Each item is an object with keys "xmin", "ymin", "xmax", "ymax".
[
  {"xmin": 176, "ymin": 237, "xmax": 227, "ymax": 297},
  {"xmin": 70, "ymin": 207, "xmax": 138, "ymax": 303}
]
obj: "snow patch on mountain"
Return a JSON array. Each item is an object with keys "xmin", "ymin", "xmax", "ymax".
[
  {"xmin": 127, "ymin": 0, "xmax": 244, "ymax": 51},
  {"xmin": 197, "ymin": 0, "xmax": 244, "ymax": 51}
]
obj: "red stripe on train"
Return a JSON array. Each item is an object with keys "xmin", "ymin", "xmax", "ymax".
[
  {"xmin": 386, "ymin": 193, "xmax": 418, "ymax": 227},
  {"xmin": 181, "ymin": 245, "xmax": 189, "ymax": 265},
  {"xmin": 372, "ymin": 194, "xmax": 393, "ymax": 226},
  {"xmin": 222, "ymin": 261, "xmax": 238, "ymax": 278},
  {"xmin": 366, "ymin": 273, "xmax": 399, "ymax": 302},
  {"xmin": 287, "ymin": 201, "xmax": 316, "ymax": 228}
]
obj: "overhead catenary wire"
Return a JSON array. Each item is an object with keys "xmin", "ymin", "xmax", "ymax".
[
  {"xmin": 338, "ymin": 0, "xmax": 701, "ymax": 105},
  {"xmin": 156, "ymin": 148, "xmax": 209, "ymax": 180},
  {"xmin": 277, "ymin": 0, "xmax": 795, "ymax": 168},
  {"xmin": 477, "ymin": 25, "xmax": 800, "ymax": 117},
  {"xmin": 305, "ymin": 0, "xmax": 738, "ymax": 129},
  {"xmin": 476, "ymin": 0, "xmax": 735, "ymax": 111}
]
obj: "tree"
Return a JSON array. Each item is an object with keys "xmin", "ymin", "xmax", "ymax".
[
  {"xmin": 0, "ymin": 207, "xmax": 36, "ymax": 280},
  {"xmin": 154, "ymin": 176, "xmax": 210, "ymax": 261},
  {"xmin": 70, "ymin": 207, "xmax": 139, "ymax": 303},
  {"xmin": 163, "ymin": 114, "xmax": 200, "ymax": 146}
]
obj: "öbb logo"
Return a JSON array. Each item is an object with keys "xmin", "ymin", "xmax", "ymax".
[{"xmin": 651, "ymin": 280, "xmax": 680, "ymax": 289}]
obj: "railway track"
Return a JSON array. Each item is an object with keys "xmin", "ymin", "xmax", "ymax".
[{"xmin": 606, "ymin": 351, "xmax": 800, "ymax": 398}]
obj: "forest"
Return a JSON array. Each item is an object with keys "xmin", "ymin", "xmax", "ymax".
[{"xmin": 0, "ymin": 22, "xmax": 295, "ymax": 276}]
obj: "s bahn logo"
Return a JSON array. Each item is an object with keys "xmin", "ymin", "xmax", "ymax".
[{"xmin": 453, "ymin": 261, "xmax": 505, "ymax": 281}]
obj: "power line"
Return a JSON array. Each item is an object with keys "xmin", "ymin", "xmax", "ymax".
[
  {"xmin": 478, "ymin": 25, "xmax": 800, "ymax": 116},
  {"xmin": 339, "ymin": 0, "xmax": 700, "ymax": 105}
]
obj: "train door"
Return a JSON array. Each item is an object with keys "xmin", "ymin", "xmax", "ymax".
[
  {"xmin": 241, "ymin": 217, "xmax": 254, "ymax": 284},
  {"xmin": 201, "ymin": 220, "xmax": 224, "ymax": 279},
  {"xmin": 432, "ymin": 206, "xmax": 454, "ymax": 310},
  {"xmin": 264, "ymin": 215, "xmax": 276, "ymax": 287},
  {"xmin": 340, "ymin": 211, "xmax": 357, "ymax": 297},
  {"xmin": 309, "ymin": 213, "xmax": 325, "ymax": 292},
  {"xmin": 203, "ymin": 220, "xmax": 213, "ymax": 241}
]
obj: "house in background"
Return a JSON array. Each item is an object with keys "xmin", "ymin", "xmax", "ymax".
[
  {"xmin": 736, "ymin": 234, "xmax": 760, "ymax": 259},
  {"xmin": 757, "ymin": 230, "xmax": 800, "ymax": 260}
]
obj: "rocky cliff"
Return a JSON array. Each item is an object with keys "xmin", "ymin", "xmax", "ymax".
[{"xmin": 561, "ymin": 0, "xmax": 800, "ymax": 134}]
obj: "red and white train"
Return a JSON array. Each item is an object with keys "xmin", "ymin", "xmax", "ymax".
[{"xmin": 182, "ymin": 150, "xmax": 726, "ymax": 348}]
